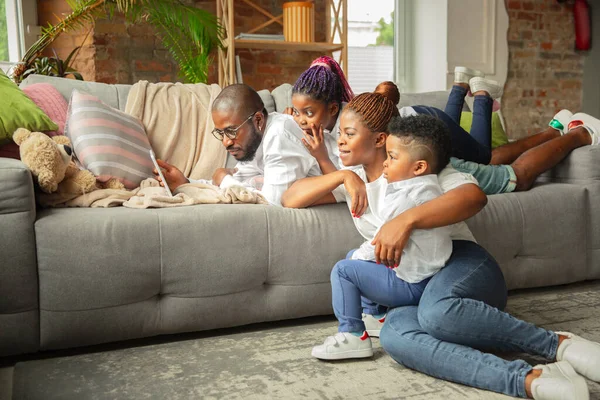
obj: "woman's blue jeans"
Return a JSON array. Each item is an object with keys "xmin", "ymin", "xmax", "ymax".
[
  {"xmin": 412, "ymin": 85, "xmax": 493, "ymax": 164},
  {"xmin": 379, "ymin": 240, "xmax": 559, "ymax": 398}
]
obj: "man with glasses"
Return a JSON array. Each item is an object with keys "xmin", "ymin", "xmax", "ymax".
[{"xmin": 153, "ymin": 84, "xmax": 322, "ymax": 205}]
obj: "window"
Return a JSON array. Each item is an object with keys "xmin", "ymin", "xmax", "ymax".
[
  {"xmin": 346, "ymin": 0, "xmax": 395, "ymax": 95},
  {"xmin": 1, "ymin": 0, "xmax": 37, "ymax": 73},
  {"xmin": 0, "ymin": 0, "xmax": 11, "ymax": 63}
]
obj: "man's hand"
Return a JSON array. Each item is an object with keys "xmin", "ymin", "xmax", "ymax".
[
  {"xmin": 371, "ymin": 212, "xmax": 415, "ymax": 267},
  {"xmin": 342, "ymin": 170, "xmax": 368, "ymax": 218},
  {"xmin": 301, "ymin": 123, "xmax": 330, "ymax": 163},
  {"xmin": 153, "ymin": 159, "xmax": 188, "ymax": 191},
  {"xmin": 212, "ymin": 167, "xmax": 238, "ymax": 186}
]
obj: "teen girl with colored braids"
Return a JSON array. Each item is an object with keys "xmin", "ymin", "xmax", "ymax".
[
  {"xmin": 284, "ymin": 56, "xmax": 353, "ymax": 174},
  {"xmin": 282, "ymin": 87, "xmax": 600, "ymax": 400}
]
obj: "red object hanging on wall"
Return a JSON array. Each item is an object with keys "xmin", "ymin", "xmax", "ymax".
[{"xmin": 574, "ymin": 0, "xmax": 591, "ymax": 51}]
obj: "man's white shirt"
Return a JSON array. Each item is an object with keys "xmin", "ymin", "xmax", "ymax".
[{"xmin": 219, "ymin": 112, "xmax": 322, "ymax": 205}]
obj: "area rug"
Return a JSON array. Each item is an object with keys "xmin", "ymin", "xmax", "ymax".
[{"xmin": 12, "ymin": 282, "xmax": 600, "ymax": 400}]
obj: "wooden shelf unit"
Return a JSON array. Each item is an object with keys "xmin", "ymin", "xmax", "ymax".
[{"xmin": 216, "ymin": 0, "xmax": 348, "ymax": 87}]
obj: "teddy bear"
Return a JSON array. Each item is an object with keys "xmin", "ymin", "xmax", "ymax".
[{"xmin": 12, "ymin": 128, "xmax": 125, "ymax": 196}]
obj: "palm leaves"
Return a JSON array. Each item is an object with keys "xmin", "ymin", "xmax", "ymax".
[{"xmin": 12, "ymin": 0, "xmax": 223, "ymax": 84}]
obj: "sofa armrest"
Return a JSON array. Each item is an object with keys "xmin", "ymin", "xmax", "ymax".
[
  {"xmin": 0, "ymin": 157, "xmax": 36, "ymax": 215},
  {"xmin": 0, "ymin": 157, "xmax": 39, "ymax": 356},
  {"xmin": 538, "ymin": 146, "xmax": 600, "ymax": 185}
]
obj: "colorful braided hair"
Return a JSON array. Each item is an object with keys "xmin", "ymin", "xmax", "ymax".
[
  {"xmin": 292, "ymin": 56, "xmax": 354, "ymax": 106},
  {"xmin": 345, "ymin": 83, "xmax": 400, "ymax": 133}
]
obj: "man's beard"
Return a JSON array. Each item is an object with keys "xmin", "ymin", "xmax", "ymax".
[{"xmin": 236, "ymin": 126, "xmax": 262, "ymax": 162}]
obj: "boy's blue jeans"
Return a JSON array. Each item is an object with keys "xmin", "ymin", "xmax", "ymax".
[
  {"xmin": 331, "ymin": 250, "xmax": 430, "ymax": 333},
  {"xmin": 380, "ymin": 240, "xmax": 559, "ymax": 398}
]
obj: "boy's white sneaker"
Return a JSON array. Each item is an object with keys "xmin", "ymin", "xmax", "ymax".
[
  {"xmin": 362, "ymin": 313, "xmax": 385, "ymax": 338},
  {"xmin": 469, "ymin": 77, "xmax": 504, "ymax": 99},
  {"xmin": 454, "ymin": 66, "xmax": 485, "ymax": 84},
  {"xmin": 531, "ymin": 361, "xmax": 589, "ymax": 400},
  {"xmin": 311, "ymin": 332, "xmax": 373, "ymax": 360},
  {"xmin": 567, "ymin": 113, "xmax": 600, "ymax": 145},
  {"xmin": 556, "ymin": 331, "xmax": 600, "ymax": 381},
  {"xmin": 548, "ymin": 109, "xmax": 573, "ymax": 135}
]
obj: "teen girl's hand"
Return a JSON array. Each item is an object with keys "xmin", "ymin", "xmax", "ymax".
[
  {"xmin": 371, "ymin": 212, "xmax": 415, "ymax": 267},
  {"xmin": 342, "ymin": 170, "xmax": 368, "ymax": 218},
  {"xmin": 153, "ymin": 159, "xmax": 189, "ymax": 191},
  {"xmin": 302, "ymin": 123, "xmax": 332, "ymax": 163},
  {"xmin": 283, "ymin": 107, "xmax": 294, "ymax": 115}
]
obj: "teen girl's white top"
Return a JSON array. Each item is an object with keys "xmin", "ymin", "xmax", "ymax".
[
  {"xmin": 350, "ymin": 174, "xmax": 452, "ymax": 283},
  {"xmin": 332, "ymin": 164, "xmax": 479, "ymax": 282},
  {"xmin": 321, "ymin": 103, "xmax": 345, "ymax": 169}
]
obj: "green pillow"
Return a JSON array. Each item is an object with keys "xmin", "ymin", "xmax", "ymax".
[
  {"xmin": 0, "ymin": 70, "xmax": 58, "ymax": 144},
  {"xmin": 459, "ymin": 111, "xmax": 508, "ymax": 149}
]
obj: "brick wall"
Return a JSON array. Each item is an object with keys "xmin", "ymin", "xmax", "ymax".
[
  {"xmin": 37, "ymin": 0, "xmax": 95, "ymax": 81},
  {"xmin": 38, "ymin": 0, "xmax": 327, "ymax": 90},
  {"xmin": 502, "ymin": 0, "xmax": 584, "ymax": 139}
]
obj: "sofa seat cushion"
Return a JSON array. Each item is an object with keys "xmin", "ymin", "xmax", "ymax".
[{"xmin": 34, "ymin": 203, "xmax": 363, "ymax": 349}]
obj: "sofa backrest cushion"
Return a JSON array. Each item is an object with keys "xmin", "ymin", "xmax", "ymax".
[
  {"xmin": 271, "ymin": 83, "xmax": 293, "ymax": 113},
  {"xmin": 257, "ymin": 89, "xmax": 276, "ymax": 113},
  {"xmin": 20, "ymin": 75, "xmax": 132, "ymax": 112}
]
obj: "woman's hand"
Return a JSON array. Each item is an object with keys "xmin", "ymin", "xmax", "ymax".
[
  {"xmin": 342, "ymin": 170, "xmax": 368, "ymax": 218},
  {"xmin": 301, "ymin": 123, "xmax": 329, "ymax": 163},
  {"xmin": 154, "ymin": 159, "xmax": 189, "ymax": 191},
  {"xmin": 371, "ymin": 212, "xmax": 415, "ymax": 267}
]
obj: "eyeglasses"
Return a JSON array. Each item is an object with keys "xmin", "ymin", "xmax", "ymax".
[{"xmin": 211, "ymin": 112, "xmax": 256, "ymax": 141}]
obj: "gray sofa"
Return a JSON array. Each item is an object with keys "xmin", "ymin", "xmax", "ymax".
[{"xmin": 1, "ymin": 75, "xmax": 599, "ymax": 357}]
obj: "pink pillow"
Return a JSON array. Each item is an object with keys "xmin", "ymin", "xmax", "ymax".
[
  {"xmin": 22, "ymin": 83, "xmax": 68, "ymax": 136},
  {"xmin": 0, "ymin": 83, "xmax": 69, "ymax": 159}
]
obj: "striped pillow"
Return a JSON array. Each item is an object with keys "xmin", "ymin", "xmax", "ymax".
[{"xmin": 65, "ymin": 89, "xmax": 154, "ymax": 189}]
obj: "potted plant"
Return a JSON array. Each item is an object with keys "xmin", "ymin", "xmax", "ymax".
[{"xmin": 21, "ymin": 47, "xmax": 84, "ymax": 82}]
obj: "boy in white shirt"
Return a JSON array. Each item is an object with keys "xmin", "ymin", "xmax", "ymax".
[
  {"xmin": 351, "ymin": 118, "xmax": 453, "ymax": 283},
  {"xmin": 312, "ymin": 114, "xmax": 453, "ymax": 360}
]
